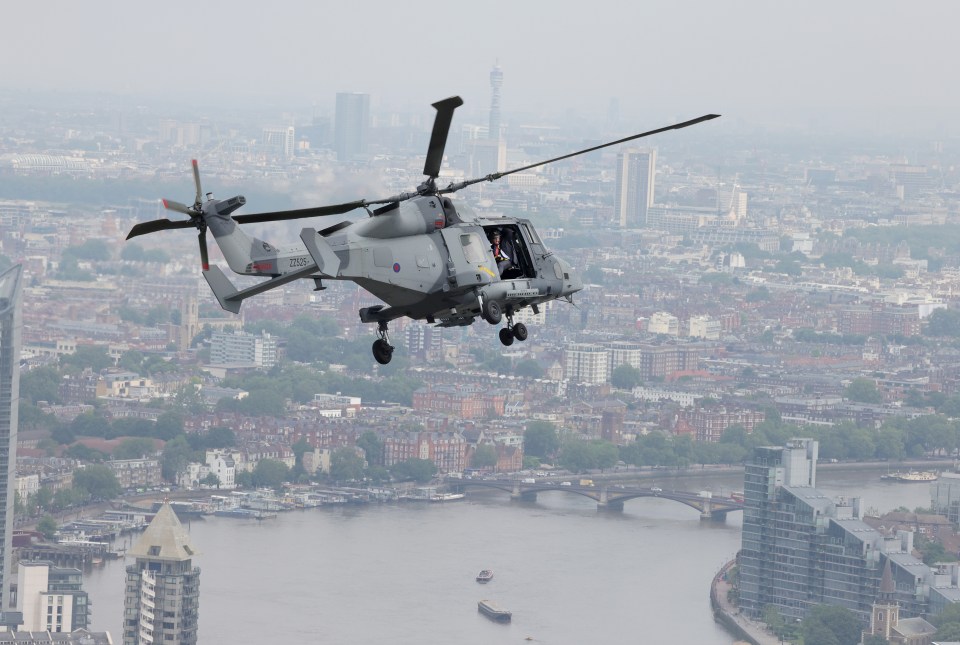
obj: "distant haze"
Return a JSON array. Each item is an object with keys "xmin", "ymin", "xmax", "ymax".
[{"xmin": 4, "ymin": 0, "xmax": 959, "ymax": 133}]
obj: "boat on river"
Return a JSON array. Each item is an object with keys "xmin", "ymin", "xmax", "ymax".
[
  {"xmin": 478, "ymin": 600, "xmax": 511, "ymax": 622},
  {"xmin": 880, "ymin": 471, "xmax": 938, "ymax": 483},
  {"xmin": 432, "ymin": 493, "xmax": 465, "ymax": 502},
  {"xmin": 214, "ymin": 508, "xmax": 277, "ymax": 519},
  {"xmin": 476, "ymin": 570, "xmax": 493, "ymax": 583}
]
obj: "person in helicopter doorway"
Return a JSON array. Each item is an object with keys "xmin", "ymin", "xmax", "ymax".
[{"xmin": 489, "ymin": 228, "xmax": 513, "ymax": 277}]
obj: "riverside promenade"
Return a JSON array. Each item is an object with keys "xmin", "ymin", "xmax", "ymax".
[{"xmin": 711, "ymin": 559, "xmax": 783, "ymax": 645}]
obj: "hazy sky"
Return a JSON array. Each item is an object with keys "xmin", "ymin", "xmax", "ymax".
[{"xmin": 4, "ymin": 1, "xmax": 959, "ymax": 131}]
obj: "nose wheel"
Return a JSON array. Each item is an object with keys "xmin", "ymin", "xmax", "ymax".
[
  {"xmin": 372, "ymin": 321, "xmax": 394, "ymax": 365},
  {"xmin": 498, "ymin": 316, "xmax": 529, "ymax": 346}
]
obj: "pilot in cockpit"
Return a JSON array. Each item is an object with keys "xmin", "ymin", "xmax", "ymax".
[{"xmin": 489, "ymin": 228, "xmax": 513, "ymax": 277}]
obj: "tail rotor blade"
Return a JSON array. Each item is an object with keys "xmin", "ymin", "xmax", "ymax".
[
  {"xmin": 423, "ymin": 96, "xmax": 464, "ymax": 179},
  {"xmin": 162, "ymin": 198, "xmax": 193, "ymax": 216},
  {"xmin": 192, "ymin": 159, "xmax": 203, "ymax": 206},
  {"xmin": 198, "ymin": 229, "xmax": 210, "ymax": 271}
]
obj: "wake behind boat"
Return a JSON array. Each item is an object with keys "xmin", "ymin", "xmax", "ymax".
[{"xmin": 880, "ymin": 471, "xmax": 938, "ymax": 483}]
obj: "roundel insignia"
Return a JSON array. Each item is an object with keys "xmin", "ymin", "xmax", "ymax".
[{"xmin": 393, "ymin": 263, "xmax": 401, "ymax": 273}]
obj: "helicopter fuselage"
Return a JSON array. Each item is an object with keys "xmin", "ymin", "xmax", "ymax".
[{"xmin": 203, "ymin": 194, "xmax": 581, "ymax": 327}]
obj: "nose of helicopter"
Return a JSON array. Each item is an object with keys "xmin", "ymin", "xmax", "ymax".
[{"xmin": 558, "ymin": 258, "xmax": 583, "ymax": 296}]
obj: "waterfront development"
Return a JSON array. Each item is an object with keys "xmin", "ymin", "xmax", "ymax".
[{"xmin": 79, "ymin": 468, "xmax": 930, "ymax": 644}]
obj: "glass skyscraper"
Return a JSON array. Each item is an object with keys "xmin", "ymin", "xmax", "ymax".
[
  {"xmin": 334, "ymin": 92, "xmax": 370, "ymax": 162},
  {"xmin": 0, "ymin": 265, "xmax": 22, "ymax": 611},
  {"xmin": 615, "ymin": 148, "xmax": 656, "ymax": 227}
]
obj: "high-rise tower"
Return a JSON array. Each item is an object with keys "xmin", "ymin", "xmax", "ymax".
[
  {"xmin": 615, "ymin": 148, "xmax": 656, "ymax": 227},
  {"xmin": 0, "ymin": 265, "xmax": 22, "ymax": 611},
  {"xmin": 488, "ymin": 64, "xmax": 503, "ymax": 141},
  {"xmin": 123, "ymin": 503, "xmax": 200, "ymax": 644},
  {"xmin": 334, "ymin": 92, "xmax": 370, "ymax": 161}
]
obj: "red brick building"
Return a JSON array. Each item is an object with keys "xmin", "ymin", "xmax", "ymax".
[
  {"xmin": 412, "ymin": 385, "xmax": 506, "ymax": 419},
  {"xmin": 382, "ymin": 431, "xmax": 467, "ymax": 473},
  {"xmin": 681, "ymin": 406, "xmax": 766, "ymax": 442}
]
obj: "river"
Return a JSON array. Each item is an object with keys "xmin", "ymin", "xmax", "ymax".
[{"xmin": 80, "ymin": 468, "xmax": 934, "ymax": 644}]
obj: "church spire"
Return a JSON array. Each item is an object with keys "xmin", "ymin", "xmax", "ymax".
[{"xmin": 879, "ymin": 555, "xmax": 895, "ymax": 601}]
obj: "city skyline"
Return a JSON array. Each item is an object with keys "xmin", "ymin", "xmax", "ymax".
[
  {"xmin": 6, "ymin": 10, "xmax": 960, "ymax": 637},
  {"xmin": 2, "ymin": 2, "xmax": 959, "ymax": 134}
]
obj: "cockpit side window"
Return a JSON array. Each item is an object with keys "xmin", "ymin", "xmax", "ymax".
[
  {"xmin": 521, "ymin": 223, "xmax": 542, "ymax": 245},
  {"xmin": 460, "ymin": 233, "xmax": 487, "ymax": 264}
]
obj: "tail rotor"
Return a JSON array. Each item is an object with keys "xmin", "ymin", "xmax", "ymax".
[{"xmin": 127, "ymin": 159, "xmax": 210, "ymax": 271}]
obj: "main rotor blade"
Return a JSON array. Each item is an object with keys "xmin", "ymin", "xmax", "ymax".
[
  {"xmin": 192, "ymin": 159, "xmax": 203, "ymax": 206},
  {"xmin": 198, "ymin": 229, "xmax": 209, "ymax": 271},
  {"xmin": 440, "ymin": 113, "xmax": 720, "ymax": 194},
  {"xmin": 126, "ymin": 219, "xmax": 196, "ymax": 240},
  {"xmin": 232, "ymin": 200, "xmax": 369, "ymax": 225},
  {"xmin": 423, "ymin": 96, "xmax": 464, "ymax": 179}
]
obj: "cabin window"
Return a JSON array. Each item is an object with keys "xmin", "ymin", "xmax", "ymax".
[{"xmin": 460, "ymin": 233, "xmax": 487, "ymax": 264}]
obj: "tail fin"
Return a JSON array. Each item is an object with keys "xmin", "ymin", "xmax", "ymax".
[{"xmin": 203, "ymin": 266, "xmax": 242, "ymax": 314}]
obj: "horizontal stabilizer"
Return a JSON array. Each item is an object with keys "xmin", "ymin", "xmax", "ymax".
[
  {"xmin": 299, "ymin": 228, "xmax": 342, "ymax": 277},
  {"xmin": 204, "ymin": 263, "xmax": 321, "ymax": 314}
]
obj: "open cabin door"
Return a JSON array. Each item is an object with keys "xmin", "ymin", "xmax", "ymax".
[{"xmin": 439, "ymin": 226, "xmax": 499, "ymax": 290}]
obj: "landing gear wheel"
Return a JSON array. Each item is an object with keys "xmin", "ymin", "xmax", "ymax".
[
  {"xmin": 372, "ymin": 338, "xmax": 394, "ymax": 365},
  {"xmin": 499, "ymin": 328, "xmax": 515, "ymax": 346},
  {"xmin": 482, "ymin": 299, "xmax": 502, "ymax": 325},
  {"xmin": 512, "ymin": 323, "xmax": 528, "ymax": 341}
]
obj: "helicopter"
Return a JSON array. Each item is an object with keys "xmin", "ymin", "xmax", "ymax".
[{"xmin": 127, "ymin": 97, "xmax": 718, "ymax": 364}]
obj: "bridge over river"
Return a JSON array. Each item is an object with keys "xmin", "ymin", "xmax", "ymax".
[{"xmin": 445, "ymin": 479, "xmax": 744, "ymax": 520}]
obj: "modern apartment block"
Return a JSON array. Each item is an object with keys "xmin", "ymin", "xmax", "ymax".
[
  {"xmin": 209, "ymin": 330, "xmax": 277, "ymax": 369},
  {"xmin": 0, "ymin": 266, "xmax": 22, "ymax": 610},
  {"xmin": 740, "ymin": 438, "xmax": 882, "ymax": 622},
  {"xmin": 16, "ymin": 561, "xmax": 89, "ymax": 631},
  {"xmin": 563, "ymin": 343, "xmax": 609, "ymax": 384},
  {"xmin": 123, "ymin": 503, "xmax": 199, "ymax": 645},
  {"xmin": 740, "ymin": 438, "xmax": 960, "ymax": 624},
  {"xmin": 930, "ymin": 472, "xmax": 960, "ymax": 523}
]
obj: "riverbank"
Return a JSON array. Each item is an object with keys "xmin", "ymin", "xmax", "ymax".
[{"xmin": 711, "ymin": 559, "xmax": 781, "ymax": 645}]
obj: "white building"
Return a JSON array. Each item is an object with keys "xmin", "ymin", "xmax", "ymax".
[
  {"xmin": 205, "ymin": 450, "xmax": 236, "ymax": 489},
  {"xmin": 606, "ymin": 341, "xmax": 643, "ymax": 376},
  {"xmin": 303, "ymin": 448, "xmax": 332, "ymax": 475},
  {"xmin": 17, "ymin": 561, "xmax": 89, "ymax": 632},
  {"xmin": 15, "ymin": 473, "xmax": 40, "ymax": 500},
  {"xmin": 688, "ymin": 315, "xmax": 721, "ymax": 340},
  {"xmin": 210, "ymin": 330, "xmax": 277, "ymax": 369},
  {"xmin": 261, "ymin": 125, "xmax": 295, "ymax": 158},
  {"xmin": 647, "ymin": 312, "xmax": 679, "ymax": 336},
  {"xmin": 633, "ymin": 387, "xmax": 701, "ymax": 407},
  {"xmin": 564, "ymin": 343, "xmax": 609, "ymax": 384}
]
